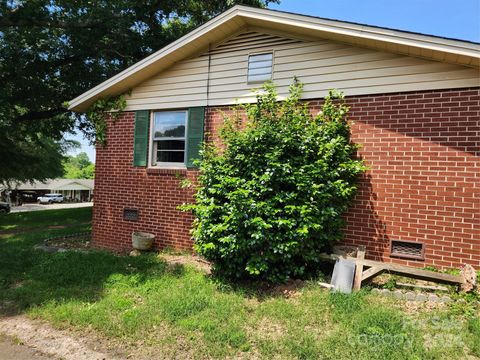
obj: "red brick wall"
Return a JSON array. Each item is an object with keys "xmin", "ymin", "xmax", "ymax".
[
  {"xmin": 93, "ymin": 111, "xmax": 196, "ymax": 252},
  {"xmin": 93, "ymin": 88, "xmax": 479, "ymax": 269},
  {"xmin": 333, "ymin": 88, "xmax": 479, "ymax": 269}
]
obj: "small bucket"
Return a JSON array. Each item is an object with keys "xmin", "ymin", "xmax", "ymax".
[{"xmin": 132, "ymin": 231, "xmax": 155, "ymax": 251}]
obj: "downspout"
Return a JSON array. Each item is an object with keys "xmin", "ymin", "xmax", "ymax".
[{"xmin": 206, "ymin": 43, "xmax": 212, "ymax": 106}]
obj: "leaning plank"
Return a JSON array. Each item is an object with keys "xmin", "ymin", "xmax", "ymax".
[
  {"xmin": 359, "ymin": 261, "xmax": 461, "ymax": 285},
  {"xmin": 319, "ymin": 253, "xmax": 463, "ymax": 285},
  {"xmin": 318, "ymin": 282, "xmax": 335, "ymax": 289},
  {"xmin": 353, "ymin": 246, "xmax": 365, "ymax": 291},
  {"xmin": 361, "ymin": 266, "xmax": 384, "ymax": 282}
]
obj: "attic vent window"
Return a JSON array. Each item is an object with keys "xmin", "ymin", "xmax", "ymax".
[
  {"xmin": 390, "ymin": 240, "xmax": 425, "ymax": 260},
  {"xmin": 123, "ymin": 208, "xmax": 139, "ymax": 221},
  {"xmin": 247, "ymin": 53, "xmax": 273, "ymax": 83}
]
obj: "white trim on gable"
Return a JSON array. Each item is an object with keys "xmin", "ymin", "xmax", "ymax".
[{"xmin": 69, "ymin": 5, "xmax": 480, "ymax": 112}]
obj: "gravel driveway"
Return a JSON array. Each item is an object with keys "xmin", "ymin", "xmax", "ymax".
[{"xmin": 10, "ymin": 202, "xmax": 93, "ymax": 213}]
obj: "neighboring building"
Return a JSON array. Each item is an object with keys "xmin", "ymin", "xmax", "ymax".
[
  {"xmin": 69, "ymin": 6, "xmax": 479, "ymax": 269},
  {"xmin": 1, "ymin": 179, "xmax": 94, "ymax": 203}
]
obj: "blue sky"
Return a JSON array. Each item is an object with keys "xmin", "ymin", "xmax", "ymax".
[
  {"xmin": 64, "ymin": 127, "xmax": 96, "ymax": 162},
  {"xmin": 69, "ymin": 0, "xmax": 479, "ymax": 162},
  {"xmin": 269, "ymin": 0, "xmax": 480, "ymax": 42}
]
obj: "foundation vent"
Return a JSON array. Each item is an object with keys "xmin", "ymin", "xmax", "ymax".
[
  {"xmin": 390, "ymin": 240, "xmax": 424, "ymax": 260},
  {"xmin": 123, "ymin": 208, "xmax": 139, "ymax": 221}
]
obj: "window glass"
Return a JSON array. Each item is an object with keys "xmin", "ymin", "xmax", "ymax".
[
  {"xmin": 157, "ymin": 150, "xmax": 185, "ymax": 163},
  {"xmin": 152, "ymin": 111, "xmax": 187, "ymax": 165},
  {"xmin": 157, "ymin": 140, "xmax": 185, "ymax": 150},
  {"xmin": 153, "ymin": 111, "xmax": 185, "ymax": 139}
]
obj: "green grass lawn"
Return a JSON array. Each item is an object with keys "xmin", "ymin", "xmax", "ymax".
[
  {"xmin": 0, "ymin": 207, "xmax": 479, "ymax": 359},
  {"xmin": 0, "ymin": 206, "xmax": 92, "ymax": 232}
]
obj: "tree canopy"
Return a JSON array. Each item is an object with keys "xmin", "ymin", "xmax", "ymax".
[
  {"xmin": 0, "ymin": 0, "xmax": 277, "ymax": 183},
  {"xmin": 63, "ymin": 152, "xmax": 94, "ymax": 179}
]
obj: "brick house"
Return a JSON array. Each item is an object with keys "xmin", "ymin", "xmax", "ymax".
[{"xmin": 69, "ymin": 6, "xmax": 480, "ymax": 269}]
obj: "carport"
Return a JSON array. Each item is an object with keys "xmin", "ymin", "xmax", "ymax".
[
  {"xmin": 1, "ymin": 179, "xmax": 94, "ymax": 203},
  {"xmin": 49, "ymin": 180, "xmax": 93, "ymax": 202}
]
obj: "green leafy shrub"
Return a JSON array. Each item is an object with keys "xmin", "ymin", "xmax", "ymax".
[{"xmin": 187, "ymin": 81, "xmax": 366, "ymax": 282}]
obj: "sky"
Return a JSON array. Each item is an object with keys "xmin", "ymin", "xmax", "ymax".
[
  {"xmin": 64, "ymin": 128, "xmax": 96, "ymax": 162},
  {"xmin": 68, "ymin": 0, "xmax": 480, "ymax": 162},
  {"xmin": 269, "ymin": 0, "xmax": 480, "ymax": 42}
]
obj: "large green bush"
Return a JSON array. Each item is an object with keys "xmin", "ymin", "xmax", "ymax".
[{"xmin": 187, "ymin": 81, "xmax": 366, "ymax": 282}]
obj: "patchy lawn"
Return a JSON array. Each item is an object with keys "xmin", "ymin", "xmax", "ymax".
[{"xmin": 0, "ymin": 208, "xmax": 479, "ymax": 359}]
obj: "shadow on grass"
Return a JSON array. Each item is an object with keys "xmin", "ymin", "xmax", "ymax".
[
  {"xmin": 2, "ymin": 227, "xmax": 478, "ymax": 359},
  {"xmin": 200, "ymin": 255, "xmax": 335, "ymax": 301},
  {"xmin": 0, "ymin": 226, "xmax": 165, "ymax": 315},
  {"xmin": 0, "ymin": 207, "xmax": 93, "ymax": 232},
  {"xmin": 205, "ymin": 271, "xmax": 331, "ymax": 302}
]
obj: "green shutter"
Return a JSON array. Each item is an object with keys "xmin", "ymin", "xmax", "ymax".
[
  {"xmin": 133, "ymin": 110, "xmax": 150, "ymax": 167},
  {"xmin": 186, "ymin": 107, "xmax": 205, "ymax": 168}
]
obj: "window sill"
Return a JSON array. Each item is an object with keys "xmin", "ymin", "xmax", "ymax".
[{"xmin": 146, "ymin": 167, "xmax": 188, "ymax": 176}]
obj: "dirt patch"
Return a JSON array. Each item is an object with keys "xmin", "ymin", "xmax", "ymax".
[
  {"xmin": 159, "ymin": 253, "xmax": 212, "ymax": 274},
  {"xmin": 32, "ymin": 232, "xmax": 92, "ymax": 253},
  {"xmin": 0, "ymin": 334, "xmax": 51, "ymax": 360},
  {"xmin": 252, "ymin": 317, "xmax": 287, "ymax": 341},
  {"xmin": 370, "ymin": 290, "xmax": 449, "ymax": 314},
  {"xmin": 270, "ymin": 279, "xmax": 305, "ymax": 298},
  {"xmin": 0, "ymin": 315, "xmax": 201, "ymax": 360},
  {"xmin": 0, "ymin": 315, "xmax": 121, "ymax": 360},
  {"xmin": 239, "ymin": 279, "xmax": 306, "ymax": 299},
  {"xmin": 44, "ymin": 233, "xmax": 91, "ymax": 251},
  {"xmin": 402, "ymin": 300, "xmax": 447, "ymax": 314}
]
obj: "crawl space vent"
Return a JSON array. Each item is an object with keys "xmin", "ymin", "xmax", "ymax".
[
  {"xmin": 123, "ymin": 208, "xmax": 139, "ymax": 221},
  {"xmin": 390, "ymin": 240, "xmax": 424, "ymax": 260}
]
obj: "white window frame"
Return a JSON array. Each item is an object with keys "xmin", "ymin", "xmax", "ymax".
[
  {"xmin": 247, "ymin": 51, "xmax": 274, "ymax": 84},
  {"xmin": 149, "ymin": 110, "xmax": 188, "ymax": 169}
]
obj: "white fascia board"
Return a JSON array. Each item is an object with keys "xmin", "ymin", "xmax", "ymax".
[
  {"xmin": 68, "ymin": 7, "xmax": 241, "ymax": 111},
  {"xmin": 69, "ymin": 5, "xmax": 480, "ymax": 112},
  {"xmin": 237, "ymin": 6, "xmax": 480, "ymax": 58}
]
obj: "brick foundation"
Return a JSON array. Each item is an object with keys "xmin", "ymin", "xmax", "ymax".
[{"xmin": 93, "ymin": 87, "xmax": 480, "ymax": 269}]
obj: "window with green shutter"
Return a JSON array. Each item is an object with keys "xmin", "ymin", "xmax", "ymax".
[
  {"xmin": 186, "ymin": 107, "xmax": 205, "ymax": 168},
  {"xmin": 133, "ymin": 110, "xmax": 150, "ymax": 167},
  {"xmin": 151, "ymin": 111, "xmax": 187, "ymax": 167},
  {"xmin": 148, "ymin": 107, "xmax": 204, "ymax": 168}
]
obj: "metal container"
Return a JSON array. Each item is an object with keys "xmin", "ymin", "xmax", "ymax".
[{"xmin": 330, "ymin": 258, "xmax": 356, "ymax": 294}]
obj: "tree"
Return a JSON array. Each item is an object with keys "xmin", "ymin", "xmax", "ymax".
[
  {"xmin": 186, "ymin": 82, "xmax": 366, "ymax": 282},
  {"xmin": 63, "ymin": 152, "xmax": 95, "ymax": 179},
  {"xmin": 0, "ymin": 0, "xmax": 277, "ymax": 182},
  {"xmin": 0, "ymin": 134, "xmax": 69, "ymax": 184}
]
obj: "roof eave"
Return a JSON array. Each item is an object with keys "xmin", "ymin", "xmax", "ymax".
[
  {"xmin": 69, "ymin": 5, "xmax": 480, "ymax": 113},
  {"xmin": 68, "ymin": 6, "xmax": 243, "ymax": 112},
  {"xmin": 238, "ymin": 6, "xmax": 480, "ymax": 54}
]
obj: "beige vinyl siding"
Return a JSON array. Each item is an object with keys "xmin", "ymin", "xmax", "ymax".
[
  {"xmin": 125, "ymin": 31, "xmax": 480, "ymax": 110},
  {"xmin": 125, "ymin": 57, "xmax": 209, "ymax": 111}
]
